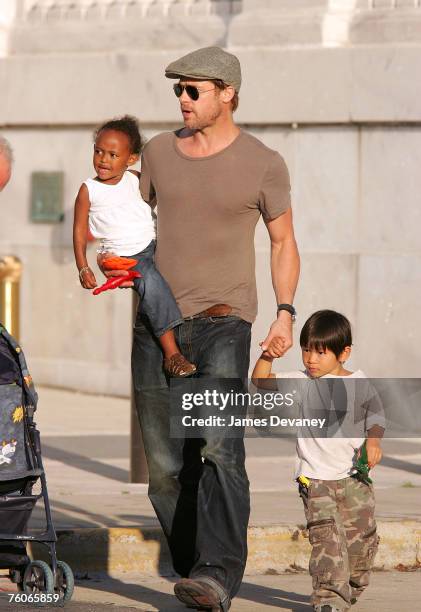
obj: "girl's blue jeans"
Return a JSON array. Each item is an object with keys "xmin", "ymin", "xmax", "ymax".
[{"xmin": 130, "ymin": 239, "xmax": 183, "ymax": 337}]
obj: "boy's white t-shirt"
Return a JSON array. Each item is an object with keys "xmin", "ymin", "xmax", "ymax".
[
  {"xmin": 275, "ymin": 369, "xmax": 385, "ymax": 481},
  {"xmin": 85, "ymin": 171, "xmax": 156, "ymax": 256}
]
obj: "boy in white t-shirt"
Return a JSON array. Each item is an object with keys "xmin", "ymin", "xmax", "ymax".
[
  {"xmin": 73, "ymin": 115, "xmax": 195, "ymax": 377},
  {"xmin": 252, "ymin": 310, "xmax": 384, "ymax": 612}
]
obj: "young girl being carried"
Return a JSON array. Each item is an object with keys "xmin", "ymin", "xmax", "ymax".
[{"xmin": 73, "ymin": 115, "xmax": 196, "ymax": 377}]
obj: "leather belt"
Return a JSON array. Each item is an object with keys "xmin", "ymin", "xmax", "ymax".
[{"xmin": 186, "ymin": 304, "xmax": 233, "ymax": 319}]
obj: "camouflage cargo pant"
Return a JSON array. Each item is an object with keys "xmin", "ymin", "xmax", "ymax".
[{"xmin": 299, "ymin": 476, "xmax": 379, "ymax": 611}]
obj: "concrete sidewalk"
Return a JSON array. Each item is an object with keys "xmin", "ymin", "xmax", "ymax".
[
  {"xmin": 23, "ymin": 387, "xmax": 421, "ymax": 575},
  {"xmin": 1, "ymin": 571, "xmax": 421, "ymax": 611}
]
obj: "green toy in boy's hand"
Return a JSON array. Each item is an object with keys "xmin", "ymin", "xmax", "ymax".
[{"xmin": 352, "ymin": 440, "xmax": 373, "ymax": 485}]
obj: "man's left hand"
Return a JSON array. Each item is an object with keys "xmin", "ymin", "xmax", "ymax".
[{"xmin": 260, "ymin": 311, "xmax": 293, "ymax": 358}]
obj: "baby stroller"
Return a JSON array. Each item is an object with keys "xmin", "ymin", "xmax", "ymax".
[{"xmin": 0, "ymin": 323, "xmax": 74, "ymax": 603}]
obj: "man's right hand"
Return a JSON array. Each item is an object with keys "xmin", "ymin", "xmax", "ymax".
[{"xmin": 97, "ymin": 253, "xmax": 134, "ymax": 288}]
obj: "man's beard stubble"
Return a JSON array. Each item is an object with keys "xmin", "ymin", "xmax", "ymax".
[{"xmin": 184, "ymin": 103, "xmax": 222, "ymax": 131}]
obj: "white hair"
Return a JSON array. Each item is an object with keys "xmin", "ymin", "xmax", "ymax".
[{"xmin": 0, "ymin": 135, "xmax": 13, "ymax": 165}]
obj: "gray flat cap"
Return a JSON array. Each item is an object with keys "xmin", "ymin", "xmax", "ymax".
[{"xmin": 165, "ymin": 46, "xmax": 241, "ymax": 92}]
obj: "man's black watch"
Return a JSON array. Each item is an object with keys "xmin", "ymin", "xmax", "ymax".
[{"xmin": 277, "ymin": 303, "xmax": 296, "ymax": 322}]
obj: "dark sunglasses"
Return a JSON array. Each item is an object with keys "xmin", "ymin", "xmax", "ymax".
[{"xmin": 173, "ymin": 83, "xmax": 215, "ymax": 101}]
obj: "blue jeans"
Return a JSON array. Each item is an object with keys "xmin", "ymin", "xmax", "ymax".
[
  {"xmin": 132, "ymin": 312, "xmax": 251, "ymax": 600},
  {"xmin": 130, "ymin": 240, "xmax": 183, "ymax": 337}
]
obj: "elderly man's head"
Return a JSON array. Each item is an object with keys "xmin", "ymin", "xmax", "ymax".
[{"xmin": 0, "ymin": 136, "xmax": 13, "ymax": 191}]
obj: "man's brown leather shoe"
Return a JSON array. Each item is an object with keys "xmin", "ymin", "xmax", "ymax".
[{"xmin": 174, "ymin": 576, "xmax": 231, "ymax": 611}]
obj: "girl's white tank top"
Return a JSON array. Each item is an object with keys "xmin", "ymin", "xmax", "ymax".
[{"xmin": 85, "ymin": 171, "xmax": 156, "ymax": 256}]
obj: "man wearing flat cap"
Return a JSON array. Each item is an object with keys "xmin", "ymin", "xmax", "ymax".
[{"xmin": 132, "ymin": 46, "xmax": 299, "ymax": 610}]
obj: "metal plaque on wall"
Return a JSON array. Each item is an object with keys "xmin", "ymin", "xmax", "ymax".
[{"xmin": 30, "ymin": 172, "xmax": 64, "ymax": 223}]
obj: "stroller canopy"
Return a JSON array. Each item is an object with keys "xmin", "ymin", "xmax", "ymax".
[{"xmin": 0, "ymin": 325, "xmax": 39, "ymax": 482}]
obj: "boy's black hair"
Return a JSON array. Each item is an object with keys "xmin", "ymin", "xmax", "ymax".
[
  {"xmin": 94, "ymin": 115, "xmax": 144, "ymax": 155},
  {"xmin": 300, "ymin": 310, "xmax": 352, "ymax": 358}
]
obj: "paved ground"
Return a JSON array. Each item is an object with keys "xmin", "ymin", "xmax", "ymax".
[{"xmin": 1, "ymin": 571, "xmax": 420, "ymax": 611}]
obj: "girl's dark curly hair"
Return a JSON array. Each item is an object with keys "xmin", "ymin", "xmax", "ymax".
[{"xmin": 94, "ymin": 115, "xmax": 144, "ymax": 155}]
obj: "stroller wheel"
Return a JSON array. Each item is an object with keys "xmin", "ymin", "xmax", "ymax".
[
  {"xmin": 55, "ymin": 560, "xmax": 74, "ymax": 602},
  {"xmin": 23, "ymin": 560, "xmax": 54, "ymax": 594}
]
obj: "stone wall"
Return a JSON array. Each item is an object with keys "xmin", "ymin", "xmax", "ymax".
[{"xmin": 0, "ymin": 0, "xmax": 419, "ymax": 394}]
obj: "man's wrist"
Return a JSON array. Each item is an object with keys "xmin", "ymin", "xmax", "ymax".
[{"xmin": 277, "ymin": 303, "xmax": 296, "ymax": 321}]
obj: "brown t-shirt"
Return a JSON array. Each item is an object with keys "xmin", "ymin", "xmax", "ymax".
[{"xmin": 140, "ymin": 130, "xmax": 291, "ymax": 323}]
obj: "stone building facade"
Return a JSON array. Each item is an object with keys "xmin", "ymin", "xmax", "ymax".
[{"xmin": 0, "ymin": 0, "xmax": 420, "ymax": 394}]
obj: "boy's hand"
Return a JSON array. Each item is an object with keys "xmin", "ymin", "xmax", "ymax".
[
  {"xmin": 365, "ymin": 439, "xmax": 383, "ymax": 468},
  {"xmin": 260, "ymin": 336, "xmax": 286, "ymax": 359},
  {"xmin": 79, "ymin": 266, "xmax": 97, "ymax": 289},
  {"xmin": 97, "ymin": 253, "xmax": 133, "ymax": 288}
]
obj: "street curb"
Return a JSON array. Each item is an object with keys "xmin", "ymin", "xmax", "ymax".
[{"xmin": 29, "ymin": 521, "xmax": 421, "ymax": 575}]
